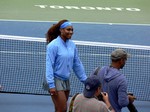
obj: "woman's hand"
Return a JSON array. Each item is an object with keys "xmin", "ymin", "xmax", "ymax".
[{"xmin": 49, "ymin": 88, "xmax": 57, "ymax": 96}]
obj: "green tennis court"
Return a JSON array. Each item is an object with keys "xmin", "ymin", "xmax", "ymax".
[{"xmin": 0, "ymin": 0, "xmax": 150, "ymax": 24}]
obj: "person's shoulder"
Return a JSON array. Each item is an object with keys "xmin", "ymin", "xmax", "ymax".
[
  {"xmin": 101, "ymin": 66, "xmax": 109, "ymax": 70},
  {"xmin": 68, "ymin": 39, "xmax": 75, "ymax": 45},
  {"xmin": 98, "ymin": 66, "xmax": 109, "ymax": 74},
  {"xmin": 51, "ymin": 37, "xmax": 59, "ymax": 44},
  {"xmin": 66, "ymin": 40, "xmax": 76, "ymax": 50},
  {"xmin": 47, "ymin": 42, "xmax": 58, "ymax": 52},
  {"xmin": 74, "ymin": 93, "xmax": 83, "ymax": 99},
  {"xmin": 47, "ymin": 38, "xmax": 59, "ymax": 47}
]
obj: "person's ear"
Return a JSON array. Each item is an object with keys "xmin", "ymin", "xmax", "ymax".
[
  {"xmin": 59, "ymin": 28, "xmax": 64, "ymax": 35},
  {"xmin": 118, "ymin": 59, "xmax": 123, "ymax": 64},
  {"xmin": 59, "ymin": 28, "xmax": 63, "ymax": 32}
]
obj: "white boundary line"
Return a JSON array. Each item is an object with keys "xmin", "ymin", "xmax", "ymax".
[
  {"xmin": 0, "ymin": 34, "xmax": 150, "ymax": 50},
  {"xmin": 0, "ymin": 19, "xmax": 150, "ymax": 26}
]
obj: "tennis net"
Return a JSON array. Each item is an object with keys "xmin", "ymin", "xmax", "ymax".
[{"xmin": 0, "ymin": 35, "xmax": 150, "ymax": 101}]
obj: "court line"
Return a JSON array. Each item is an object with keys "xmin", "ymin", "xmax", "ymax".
[{"xmin": 0, "ymin": 19, "xmax": 150, "ymax": 26}]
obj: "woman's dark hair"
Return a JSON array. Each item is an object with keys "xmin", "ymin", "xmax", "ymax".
[{"xmin": 46, "ymin": 19, "xmax": 68, "ymax": 44}]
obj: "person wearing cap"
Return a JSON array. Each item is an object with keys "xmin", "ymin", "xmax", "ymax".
[
  {"xmin": 72, "ymin": 75, "xmax": 114, "ymax": 112},
  {"xmin": 97, "ymin": 49, "xmax": 136, "ymax": 112},
  {"xmin": 45, "ymin": 19, "xmax": 87, "ymax": 112}
]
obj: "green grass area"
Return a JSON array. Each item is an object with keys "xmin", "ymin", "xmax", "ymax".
[{"xmin": 0, "ymin": 0, "xmax": 150, "ymax": 24}]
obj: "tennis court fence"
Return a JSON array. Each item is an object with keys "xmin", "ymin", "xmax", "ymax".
[{"xmin": 0, "ymin": 35, "xmax": 150, "ymax": 101}]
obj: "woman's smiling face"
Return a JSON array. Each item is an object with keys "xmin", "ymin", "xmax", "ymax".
[{"xmin": 60, "ymin": 26, "xmax": 74, "ymax": 41}]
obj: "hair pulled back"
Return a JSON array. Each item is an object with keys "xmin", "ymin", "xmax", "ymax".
[{"xmin": 46, "ymin": 19, "xmax": 68, "ymax": 44}]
